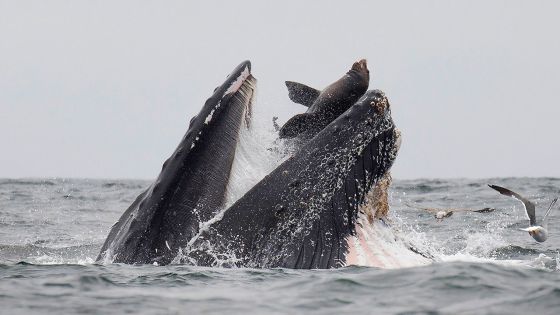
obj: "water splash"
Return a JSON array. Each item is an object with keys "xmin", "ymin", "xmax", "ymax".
[
  {"xmin": 224, "ymin": 101, "xmax": 286, "ymax": 207},
  {"xmin": 387, "ymin": 185, "xmax": 560, "ymax": 271}
]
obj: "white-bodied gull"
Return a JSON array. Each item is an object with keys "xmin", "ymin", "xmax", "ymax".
[{"xmin": 488, "ymin": 184, "xmax": 558, "ymax": 242}]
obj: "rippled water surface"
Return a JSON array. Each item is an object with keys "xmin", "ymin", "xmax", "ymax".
[{"xmin": 1, "ymin": 178, "xmax": 560, "ymax": 314}]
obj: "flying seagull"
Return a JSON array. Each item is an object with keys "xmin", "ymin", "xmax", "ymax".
[
  {"xmin": 488, "ymin": 184, "xmax": 558, "ymax": 242},
  {"xmin": 406, "ymin": 203, "xmax": 495, "ymax": 221}
]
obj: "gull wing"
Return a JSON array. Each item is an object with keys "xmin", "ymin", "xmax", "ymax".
[
  {"xmin": 488, "ymin": 184, "xmax": 536, "ymax": 226},
  {"xmin": 542, "ymin": 197, "xmax": 558, "ymax": 228},
  {"xmin": 471, "ymin": 207, "xmax": 495, "ymax": 213},
  {"xmin": 405, "ymin": 203, "xmax": 439, "ymax": 213}
]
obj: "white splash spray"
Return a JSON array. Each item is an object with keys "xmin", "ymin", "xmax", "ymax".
[{"xmin": 223, "ymin": 100, "xmax": 288, "ymax": 207}]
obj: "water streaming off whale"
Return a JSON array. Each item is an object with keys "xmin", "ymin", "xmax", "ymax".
[{"xmin": 223, "ymin": 103, "xmax": 287, "ymax": 208}]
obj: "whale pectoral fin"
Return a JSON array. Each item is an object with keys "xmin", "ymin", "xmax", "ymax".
[
  {"xmin": 279, "ymin": 113, "xmax": 317, "ymax": 139},
  {"xmin": 285, "ymin": 81, "xmax": 320, "ymax": 107}
]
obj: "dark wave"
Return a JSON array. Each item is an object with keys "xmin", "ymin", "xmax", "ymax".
[
  {"xmin": 489, "ymin": 245, "xmax": 541, "ymax": 258},
  {"xmin": 0, "ymin": 262, "xmax": 558, "ymax": 314}
]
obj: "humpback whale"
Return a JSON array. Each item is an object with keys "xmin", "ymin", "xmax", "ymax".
[
  {"xmin": 279, "ymin": 59, "xmax": 369, "ymax": 139},
  {"xmin": 97, "ymin": 61, "xmax": 256, "ymax": 264},
  {"xmin": 183, "ymin": 90, "xmax": 401, "ymax": 268},
  {"xmin": 97, "ymin": 61, "xmax": 417, "ymax": 268}
]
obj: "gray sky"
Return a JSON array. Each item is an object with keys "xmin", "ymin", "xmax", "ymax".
[{"xmin": 1, "ymin": 1, "xmax": 559, "ymax": 179}]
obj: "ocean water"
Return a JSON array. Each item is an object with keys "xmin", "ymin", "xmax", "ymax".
[{"xmin": 1, "ymin": 177, "xmax": 560, "ymax": 314}]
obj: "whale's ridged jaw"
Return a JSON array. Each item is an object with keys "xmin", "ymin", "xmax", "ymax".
[
  {"xmin": 97, "ymin": 61, "xmax": 257, "ymax": 265},
  {"xmin": 184, "ymin": 89, "xmax": 399, "ymax": 269}
]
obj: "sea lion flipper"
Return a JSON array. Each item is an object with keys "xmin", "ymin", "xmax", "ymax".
[
  {"xmin": 278, "ymin": 113, "xmax": 318, "ymax": 138},
  {"xmin": 285, "ymin": 81, "xmax": 320, "ymax": 107}
]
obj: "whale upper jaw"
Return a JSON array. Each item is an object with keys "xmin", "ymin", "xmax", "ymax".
[{"xmin": 182, "ymin": 90, "xmax": 402, "ymax": 269}]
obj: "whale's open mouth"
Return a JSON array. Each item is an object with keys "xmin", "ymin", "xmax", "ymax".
[{"xmin": 98, "ymin": 62, "xmax": 418, "ymax": 269}]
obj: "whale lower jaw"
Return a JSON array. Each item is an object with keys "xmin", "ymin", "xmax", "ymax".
[{"xmin": 96, "ymin": 61, "xmax": 258, "ymax": 265}]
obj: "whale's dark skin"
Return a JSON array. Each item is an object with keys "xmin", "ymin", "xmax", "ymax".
[
  {"xmin": 97, "ymin": 61, "xmax": 256, "ymax": 265},
  {"xmin": 279, "ymin": 59, "xmax": 369, "ymax": 140},
  {"xmin": 184, "ymin": 90, "xmax": 398, "ymax": 268}
]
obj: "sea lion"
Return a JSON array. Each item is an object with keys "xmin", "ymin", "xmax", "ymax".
[{"xmin": 279, "ymin": 59, "xmax": 369, "ymax": 139}]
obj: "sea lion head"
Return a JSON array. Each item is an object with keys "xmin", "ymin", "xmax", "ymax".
[
  {"xmin": 352, "ymin": 58, "xmax": 368, "ymax": 72},
  {"xmin": 349, "ymin": 59, "xmax": 370, "ymax": 82},
  {"xmin": 345, "ymin": 59, "xmax": 370, "ymax": 98}
]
